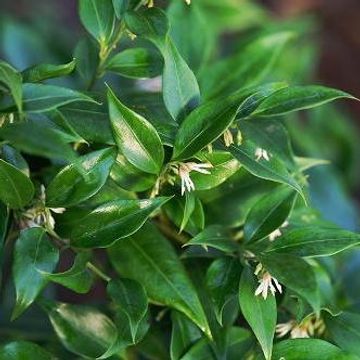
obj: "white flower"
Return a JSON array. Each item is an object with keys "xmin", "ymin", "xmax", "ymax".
[
  {"xmin": 223, "ymin": 129, "xmax": 234, "ymax": 147},
  {"xmin": 254, "ymin": 266, "xmax": 282, "ymax": 299},
  {"xmin": 269, "ymin": 228, "xmax": 282, "ymax": 242},
  {"xmin": 276, "ymin": 321, "xmax": 295, "ymax": 338},
  {"xmin": 269, "ymin": 221, "xmax": 289, "ymax": 241},
  {"xmin": 255, "ymin": 147, "xmax": 270, "ymax": 161},
  {"xmin": 185, "ymin": 0, "xmax": 191, "ymax": 4},
  {"xmin": 177, "ymin": 162, "xmax": 212, "ymax": 195}
]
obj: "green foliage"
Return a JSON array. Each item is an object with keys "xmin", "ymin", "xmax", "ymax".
[{"xmin": 0, "ymin": 0, "xmax": 359, "ymax": 359}]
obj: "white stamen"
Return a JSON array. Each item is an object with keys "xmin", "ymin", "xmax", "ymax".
[
  {"xmin": 255, "ymin": 271, "xmax": 282, "ymax": 299},
  {"xmin": 255, "ymin": 147, "xmax": 270, "ymax": 161},
  {"xmin": 223, "ymin": 129, "xmax": 234, "ymax": 147},
  {"xmin": 177, "ymin": 162, "xmax": 212, "ymax": 195},
  {"xmin": 269, "ymin": 228, "xmax": 282, "ymax": 241}
]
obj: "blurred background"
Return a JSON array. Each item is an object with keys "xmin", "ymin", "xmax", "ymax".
[{"xmin": 1, "ymin": 0, "xmax": 360, "ymax": 353}]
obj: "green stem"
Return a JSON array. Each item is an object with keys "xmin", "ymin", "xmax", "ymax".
[{"xmin": 86, "ymin": 262, "xmax": 111, "ymax": 282}]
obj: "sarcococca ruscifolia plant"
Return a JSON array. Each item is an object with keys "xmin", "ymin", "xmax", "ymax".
[{"xmin": 0, "ymin": 0, "xmax": 360, "ymax": 359}]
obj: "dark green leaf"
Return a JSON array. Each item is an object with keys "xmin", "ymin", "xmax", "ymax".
[
  {"xmin": 0, "ymin": 117, "xmax": 77, "ymax": 162},
  {"xmin": 201, "ymin": 32, "xmax": 293, "ymax": 99},
  {"xmin": 0, "ymin": 159, "xmax": 34, "ymax": 209},
  {"xmin": 1, "ymin": 83, "xmax": 98, "ymax": 113},
  {"xmin": 237, "ymin": 118, "xmax": 296, "ymax": 170},
  {"xmin": 1, "ymin": 144, "xmax": 30, "ymax": 175},
  {"xmin": 244, "ymin": 186, "xmax": 296, "ymax": 242},
  {"xmin": 0, "ymin": 341, "xmax": 54, "ymax": 360},
  {"xmin": 190, "ymin": 151, "xmax": 241, "ymax": 191},
  {"xmin": 108, "ymin": 87, "xmax": 164, "ymax": 174},
  {"xmin": 108, "ymin": 222, "xmax": 211, "ymax": 338},
  {"xmin": 266, "ymin": 227, "xmax": 360, "ymax": 257},
  {"xmin": 125, "ymin": 8, "xmax": 200, "ymax": 122},
  {"xmin": 206, "ymin": 257, "xmax": 242, "ymax": 325},
  {"xmin": 0, "ymin": 202, "xmax": 9, "ymax": 261},
  {"xmin": 236, "ymin": 82, "xmax": 288, "ymax": 119},
  {"xmin": 0, "ymin": 60, "xmax": 22, "ymax": 113},
  {"xmin": 73, "ymin": 37, "xmax": 99, "ymax": 87},
  {"xmin": 252, "ymin": 85, "xmax": 356, "ymax": 117},
  {"xmin": 167, "ymin": 1, "xmax": 213, "ymax": 73},
  {"xmin": 45, "ymin": 302, "xmax": 120, "ymax": 359},
  {"xmin": 161, "ymin": 38, "xmax": 201, "ymax": 122},
  {"xmin": 184, "ymin": 225, "xmax": 237, "ymax": 253},
  {"xmin": 46, "ymin": 147, "xmax": 116, "ymax": 207},
  {"xmin": 325, "ymin": 311, "xmax": 360, "ymax": 356},
  {"xmin": 229, "ymin": 141, "xmax": 303, "ymax": 199},
  {"xmin": 57, "ymin": 197, "xmax": 171, "ymax": 248},
  {"xmin": 107, "ymin": 278, "xmax": 148, "ymax": 343},
  {"xmin": 22, "ymin": 59, "xmax": 76, "ymax": 83},
  {"xmin": 239, "ymin": 266, "xmax": 276, "ymax": 360},
  {"xmin": 79, "ymin": 0, "xmax": 116, "ymax": 45},
  {"xmin": 267, "ymin": 339, "xmax": 358, "ymax": 360},
  {"xmin": 170, "ymin": 311, "xmax": 202, "ymax": 360},
  {"xmin": 110, "ymin": 153, "xmax": 157, "ymax": 192},
  {"xmin": 172, "ymin": 90, "xmax": 247, "ymax": 161},
  {"xmin": 42, "ymin": 252, "xmax": 92, "ymax": 294},
  {"xmin": 259, "ymin": 253, "xmax": 320, "ymax": 313},
  {"xmin": 60, "ymin": 102, "xmax": 114, "ymax": 145},
  {"xmin": 125, "ymin": 8, "xmax": 169, "ymax": 44},
  {"xmin": 12, "ymin": 228, "xmax": 59, "ymax": 319},
  {"xmin": 106, "ymin": 48, "xmax": 162, "ymax": 79}
]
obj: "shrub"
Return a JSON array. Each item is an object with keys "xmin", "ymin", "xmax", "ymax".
[{"xmin": 0, "ymin": 1, "xmax": 360, "ymax": 359}]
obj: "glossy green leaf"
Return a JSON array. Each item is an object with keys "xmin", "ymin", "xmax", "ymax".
[
  {"xmin": 295, "ymin": 156, "xmax": 329, "ymax": 172},
  {"xmin": 259, "ymin": 253, "xmax": 320, "ymax": 313},
  {"xmin": 239, "ymin": 266, "xmax": 276, "ymax": 360},
  {"xmin": 0, "ymin": 60, "xmax": 22, "ymax": 113},
  {"xmin": 1, "ymin": 144, "xmax": 30, "ymax": 175},
  {"xmin": 0, "ymin": 341, "xmax": 54, "ymax": 360},
  {"xmin": 167, "ymin": 0, "xmax": 213, "ymax": 73},
  {"xmin": 108, "ymin": 222, "xmax": 211, "ymax": 338},
  {"xmin": 0, "ymin": 159, "xmax": 34, "ymax": 209},
  {"xmin": 236, "ymin": 118, "xmax": 296, "ymax": 170},
  {"xmin": 125, "ymin": 8, "xmax": 200, "ymax": 122},
  {"xmin": 180, "ymin": 192, "xmax": 196, "ymax": 233},
  {"xmin": 190, "ymin": 151, "xmax": 241, "ymax": 191},
  {"xmin": 107, "ymin": 278, "xmax": 148, "ymax": 343},
  {"xmin": 229, "ymin": 141, "xmax": 303, "ymax": 199},
  {"xmin": 73, "ymin": 37, "xmax": 99, "ymax": 87},
  {"xmin": 125, "ymin": 8, "xmax": 169, "ymax": 45},
  {"xmin": 42, "ymin": 252, "xmax": 92, "ymax": 294},
  {"xmin": 164, "ymin": 196, "xmax": 204, "ymax": 236},
  {"xmin": 201, "ymin": 32, "xmax": 293, "ymax": 99},
  {"xmin": 12, "ymin": 228, "xmax": 59, "ymax": 319},
  {"xmin": 110, "ymin": 153, "xmax": 157, "ymax": 192},
  {"xmin": 1, "ymin": 83, "xmax": 98, "ymax": 113},
  {"xmin": 266, "ymin": 339, "xmax": 359, "ymax": 360},
  {"xmin": 22, "ymin": 59, "xmax": 76, "ymax": 83},
  {"xmin": 266, "ymin": 227, "xmax": 360, "ymax": 257},
  {"xmin": 60, "ymin": 102, "xmax": 114, "ymax": 145},
  {"xmin": 0, "ymin": 117, "xmax": 77, "ymax": 161},
  {"xmin": 172, "ymin": 90, "xmax": 247, "ymax": 161},
  {"xmin": 0, "ymin": 202, "xmax": 9, "ymax": 260},
  {"xmin": 79, "ymin": 0, "xmax": 115, "ymax": 45},
  {"xmin": 181, "ymin": 327, "xmax": 253, "ymax": 360},
  {"xmin": 45, "ymin": 302, "xmax": 120, "ymax": 359},
  {"xmin": 252, "ymin": 85, "xmax": 356, "ymax": 117},
  {"xmin": 206, "ymin": 257, "xmax": 242, "ymax": 325},
  {"xmin": 170, "ymin": 311, "xmax": 202, "ymax": 360},
  {"xmin": 325, "ymin": 311, "xmax": 360, "ymax": 356},
  {"xmin": 236, "ymin": 82, "xmax": 288, "ymax": 119},
  {"xmin": 106, "ymin": 48, "xmax": 162, "ymax": 79},
  {"xmin": 184, "ymin": 225, "xmax": 237, "ymax": 253},
  {"xmin": 161, "ymin": 38, "xmax": 201, "ymax": 122},
  {"xmin": 57, "ymin": 196, "xmax": 171, "ymax": 248},
  {"xmin": 244, "ymin": 186, "xmax": 296, "ymax": 242},
  {"xmin": 46, "ymin": 147, "xmax": 116, "ymax": 207},
  {"xmin": 108, "ymin": 87, "xmax": 164, "ymax": 174}
]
